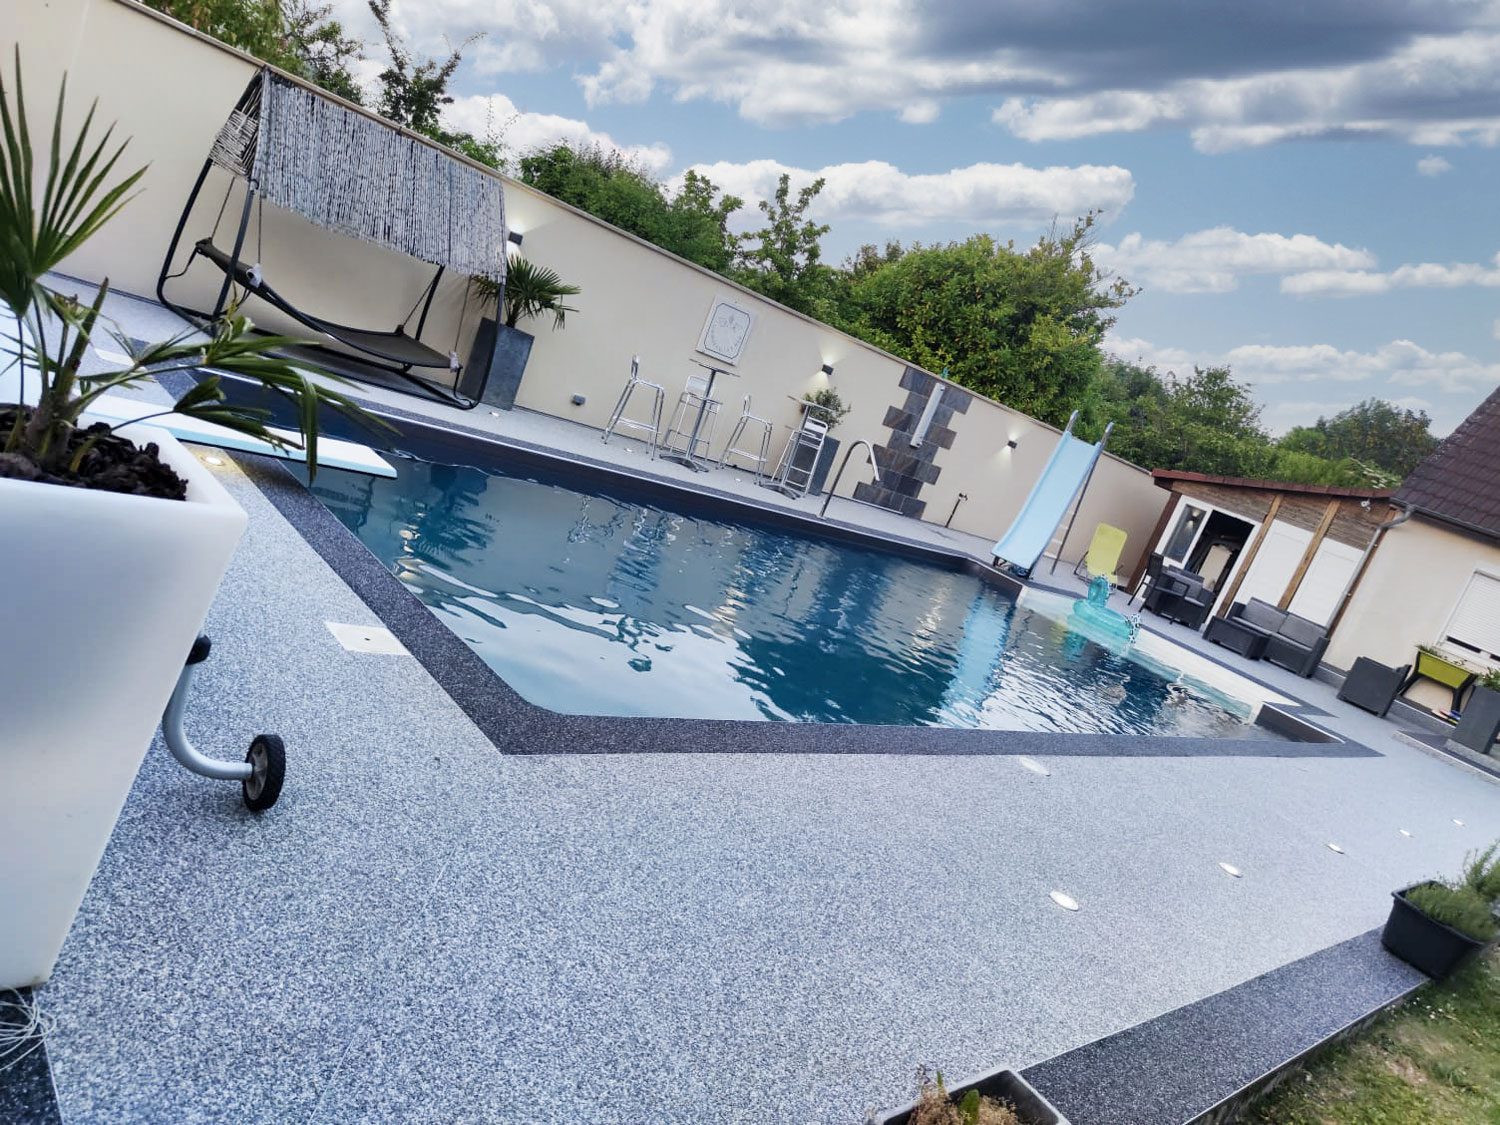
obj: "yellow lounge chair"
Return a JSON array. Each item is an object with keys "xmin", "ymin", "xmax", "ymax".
[{"xmin": 1073, "ymin": 523, "xmax": 1128, "ymax": 586}]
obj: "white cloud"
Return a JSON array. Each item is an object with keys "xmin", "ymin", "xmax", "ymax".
[
  {"xmin": 994, "ymin": 31, "xmax": 1500, "ymax": 151},
  {"xmin": 1095, "ymin": 227, "xmax": 1375, "ymax": 294},
  {"xmin": 899, "ymin": 101, "xmax": 940, "ymax": 125},
  {"xmin": 1280, "ymin": 251, "xmax": 1500, "ymax": 297},
  {"xmin": 442, "ymin": 94, "xmax": 673, "ymax": 176},
  {"xmin": 676, "ymin": 158, "xmax": 1135, "ymax": 229},
  {"xmin": 1417, "ymin": 154, "xmax": 1454, "ymax": 176},
  {"xmin": 333, "ymin": 1, "xmax": 1500, "ymax": 146},
  {"xmin": 1107, "ymin": 335, "xmax": 1500, "ymax": 395}
]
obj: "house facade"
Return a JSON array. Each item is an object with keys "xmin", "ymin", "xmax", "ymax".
[{"xmin": 1326, "ymin": 386, "xmax": 1500, "ymax": 685}]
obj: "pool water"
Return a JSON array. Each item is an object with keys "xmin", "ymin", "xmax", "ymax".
[{"xmin": 310, "ymin": 457, "xmax": 1274, "ymax": 738}]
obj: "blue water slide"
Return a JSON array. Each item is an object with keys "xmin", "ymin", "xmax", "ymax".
[{"xmin": 991, "ymin": 413, "xmax": 1110, "ymax": 575}]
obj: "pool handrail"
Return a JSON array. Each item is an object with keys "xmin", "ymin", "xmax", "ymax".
[{"xmin": 819, "ymin": 439, "xmax": 881, "ymax": 518}]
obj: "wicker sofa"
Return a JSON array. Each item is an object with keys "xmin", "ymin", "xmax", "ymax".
[{"xmin": 1213, "ymin": 598, "xmax": 1331, "ymax": 677}]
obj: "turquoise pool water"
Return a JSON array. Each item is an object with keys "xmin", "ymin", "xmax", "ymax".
[{"xmin": 310, "ymin": 458, "xmax": 1273, "ymax": 737}]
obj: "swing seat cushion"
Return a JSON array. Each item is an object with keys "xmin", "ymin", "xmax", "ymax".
[{"xmin": 193, "ymin": 240, "xmax": 455, "ymax": 372}]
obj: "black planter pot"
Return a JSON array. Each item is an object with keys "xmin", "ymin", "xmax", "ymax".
[
  {"xmin": 1450, "ymin": 684, "xmax": 1500, "ymax": 756},
  {"xmin": 876, "ymin": 1066, "xmax": 1068, "ymax": 1125},
  {"xmin": 465, "ymin": 318, "xmax": 534, "ymax": 410},
  {"xmin": 1382, "ymin": 883, "xmax": 1489, "ymax": 979}
]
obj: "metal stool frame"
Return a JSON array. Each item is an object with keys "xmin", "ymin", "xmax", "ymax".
[
  {"xmin": 717, "ymin": 394, "xmax": 775, "ymax": 479},
  {"xmin": 661, "ymin": 372, "xmax": 722, "ymax": 462},
  {"xmin": 602, "ymin": 355, "xmax": 666, "ymax": 457}
]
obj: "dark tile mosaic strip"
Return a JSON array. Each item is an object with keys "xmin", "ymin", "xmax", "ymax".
[
  {"xmin": 232, "ymin": 420, "xmax": 1375, "ymax": 763},
  {"xmin": 864, "ymin": 368, "xmax": 969, "ymax": 516},
  {"xmin": 899, "ymin": 366, "xmax": 936, "ymax": 394},
  {"xmin": 1021, "ymin": 928, "xmax": 1426, "ymax": 1125}
]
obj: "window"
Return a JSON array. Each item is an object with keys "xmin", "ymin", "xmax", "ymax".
[
  {"xmin": 1444, "ymin": 570, "xmax": 1500, "ymax": 663},
  {"xmin": 1164, "ymin": 505, "xmax": 1206, "ymax": 562}
]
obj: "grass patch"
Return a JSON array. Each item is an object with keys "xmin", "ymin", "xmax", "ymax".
[{"xmin": 1243, "ymin": 947, "xmax": 1500, "ymax": 1124}]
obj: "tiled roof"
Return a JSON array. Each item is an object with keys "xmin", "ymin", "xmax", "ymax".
[
  {"xmin": 1396, "ymin": 385, "xmax": 1500, "ymax": 541},
  {"xmin": 1150, "ymin": 469, "xmax": 1392, "ymax": 500}
]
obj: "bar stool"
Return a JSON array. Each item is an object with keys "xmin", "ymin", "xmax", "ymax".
[
  {"xmin": 601, "ymin": 355, "xmax": 665, "ymax": 457},
  {"xmin": 768, "ymin": 415, "xmax": 828, "ymax": 498},
  {"xmin": 717, "ymin": 394, "xmax": 775, "ymax": 479},
  {"xmin": 661, "ymin": 372, "xmax": 722, "ymax": 462}
]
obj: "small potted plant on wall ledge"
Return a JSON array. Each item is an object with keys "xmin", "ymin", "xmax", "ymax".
[
  {"xmin": 0, "ymin": 54, "xmax": 375, "ymax": 990},
  {"xmin": 1382, "ymin": 844, "xmax": 1500, "ymax": 980},
  {"xmin": 872, "ymin": 1064, "xmax": 1069, "ymax": 1125},
  {"xmin": 1450, "ymin": 669, "xmax": 1500, "ymax": 757},
  {"xmin": 468, "ymin": 256, "xmax": 581, "ymax": 410}
]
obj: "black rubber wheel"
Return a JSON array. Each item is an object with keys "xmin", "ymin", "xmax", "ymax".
[{"xmin": 242, "ymin": 734, "xmax": 285, "ymax": 812}]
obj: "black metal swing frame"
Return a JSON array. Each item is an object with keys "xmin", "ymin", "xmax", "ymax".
[{"xmin": 157, "ymin": 72, "xmax": 499, "ymax": 411}]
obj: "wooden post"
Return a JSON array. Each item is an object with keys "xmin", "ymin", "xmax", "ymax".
[
  {"xmin": 1214, "ymin": 494, "xmax": 1282, "ymax": 617},
  {"xmin": 1278, "ymin": 499, "xmax": 1341, "ymax": 610}
]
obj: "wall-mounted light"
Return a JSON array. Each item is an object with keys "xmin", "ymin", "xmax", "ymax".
[
  {"xmin": 506, "ymin": 230, "xmax": 524, "ymax": 247},
  {"xmin": 1006, "ymin": 438, "xmax": 1018, "ymax": 450},
  {"xmin": 818, "ymin": 362, "xmax": 835, "ymax": 378}
]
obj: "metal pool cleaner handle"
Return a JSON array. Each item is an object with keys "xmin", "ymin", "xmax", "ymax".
[{"xmin": 161, "ymin": 636, "xmax": 285, "ymax": 812}]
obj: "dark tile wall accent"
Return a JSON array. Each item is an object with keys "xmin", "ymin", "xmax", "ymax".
[{"xmin": 853, "ymin": 367, "xmax": 972, "ymax": 519}]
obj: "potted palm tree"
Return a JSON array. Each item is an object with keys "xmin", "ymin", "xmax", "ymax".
[
  {"xmin": 467, "ymin": 256, "xmax": 581, "ymax": 409},
  {"xmin": 0, "ymin": 54, "xmax": 377, "ymax": 990}
]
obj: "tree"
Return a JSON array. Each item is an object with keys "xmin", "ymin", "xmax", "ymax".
[
  {"xmin": 519, "ymin": 145, "xmax": 742, "ymax": 272},
  {"xmin": 837, "ymin": 216, "xmax": 1134, "ymax": 427},
  {"xmin": 284, "ymin": 0, "xmax": 365, "ymax": 104},
  {"xmin": 1089, "ymin": 359, "xmax": 1386, "ymax": 486},
  {"xmin": 368, "ymin": 0, "xmax": 473, "ymax": 135},
  {"xmin": 733, "ymin": 174, "xmax": 834, "ymax": 317},
  {"xmin": 364, "ymin": 1, "xmax": 507, "ymax": 168},
  {"xmin": 144, "ymin": 0, "xmax": 364, "ymax": 104},
  {"xmin": 1280, "ymin": 398, "xmax": 1439, "ymax": 479}
]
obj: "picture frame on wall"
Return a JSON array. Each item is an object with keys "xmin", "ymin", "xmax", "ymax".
[{"xmin": 696, "ymin": 295, "xmax": 755, "ymax": 364}]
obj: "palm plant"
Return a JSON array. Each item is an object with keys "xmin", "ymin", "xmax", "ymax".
[
  {"xmin": 0, "ymin": 50, "xmax": 383, "ymax": 491},
  {"xmin": 482, "ymin": 255, "xmax": 581, "ymax": 330}
]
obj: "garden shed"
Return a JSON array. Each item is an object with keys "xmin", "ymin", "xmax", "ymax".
[{"xmin": 1133, "ymin": 471, "xmax": 1394, "ymax": 628}]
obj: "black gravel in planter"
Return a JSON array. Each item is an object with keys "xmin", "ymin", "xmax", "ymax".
[
  {"xmin": 1381, "ymin": 883, "xmax": 1489, "ymax": 980},
  {"xmin": 875, "ymin": 1066, "xmax": 1069, "ymax": 1125}
]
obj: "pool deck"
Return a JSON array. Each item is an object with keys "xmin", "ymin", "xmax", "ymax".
[{"xmin": 6, "ymin": 286, "xmax": 1500, "ymax": 1124}]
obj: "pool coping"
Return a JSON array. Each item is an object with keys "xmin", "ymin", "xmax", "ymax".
[
  {"xmin": 1016, "ymin": 925, "xmax": 1428, "ymax": 1125},
  {"xmin": 223, "ymin": 406, "xmax": 1377, "ymax": 762}
]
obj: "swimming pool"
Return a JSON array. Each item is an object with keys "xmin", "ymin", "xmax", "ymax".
[{"xmin": 306, "ymin": 451, "xmax": 1276, "ymax": 739}]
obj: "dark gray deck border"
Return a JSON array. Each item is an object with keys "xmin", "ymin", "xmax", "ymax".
[
  {"xmin": 1018, "ymin": 927, "xmax": 1428, "ymax": 1125},
  {"xmin": 0, "ymin": 991, "xmax": 61, "ymax": 1125},
  {"xmin": 226, "ymin": 428, "xmax": 1376, "ymax": 761}
]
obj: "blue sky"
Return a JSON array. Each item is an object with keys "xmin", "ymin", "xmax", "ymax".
[{"xmin": 335, "ymin": 0, "xmax": 1500, "ymax": 435}]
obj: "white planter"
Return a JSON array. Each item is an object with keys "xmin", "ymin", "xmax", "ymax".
[{"xmin": 0, "ymin": 426, "xmax": 247, "ymax": 988}]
